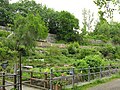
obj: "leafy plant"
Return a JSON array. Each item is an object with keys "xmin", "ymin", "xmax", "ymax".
[{"xmin": 67, "ymin": 42, "xmax": 80, "ymax": 54}]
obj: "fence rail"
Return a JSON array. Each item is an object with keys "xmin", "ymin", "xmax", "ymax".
[
  {"xmin": 21, "ymin": 65, "xmax": 120, "ymax": 90},
  {"xmin": 0, "ymin": 65, "xmax": 119, "ymax": 90},
  {"xmin": 0, "ymin": 72, "xmax": 19, "ymax": 90}
]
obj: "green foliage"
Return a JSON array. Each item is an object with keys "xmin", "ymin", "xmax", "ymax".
[
  {"xmin": 11, "ymin": 13, "xmax": 48, "ymax": 50},
  {"xmin": 90, "ymin": 21, "xmax": 120, "ymax": 45},
  {"xmin": 49, "ymin": 46, "xmax": 62, "ymax": 56},
  {"xmin": 0, "ymin": 30, "xmax": 10, "ymax": 37},
  {"xmin": 75, "ymin": 48, "xmax": 101, "ymax": 59},
  {"xmin": 0, "ymin": 0, "xmax": 81, "ymax": 43},
  {"xmin": 0, "ymin": 0, "xmax": 12, "ymax": 26},
  {"xmin": 0, "ymin": 41, "xmax": 15, "ymax": 61},
  {"xmin": 99, "ymin": 44, "xmax": 115, "ymax": 59},
  {"xmin": 83, "ymin": 55, "xmax": 105, "ymax": 67},
  {"xmin": 110, "ymin": 22, "xmax": 120, "ymax": 44},
  {"xmin": 94, "ymin": 20, "xmax": 110, "ymax": 41},
  {"xmin": 114, "ymin": 46, "xmax": 120, "ymax": 59},
  {"xmin": 61, "ymin": 49, "xmax": 69, "ymax": 56},
  {"xmin": 67, "ymin": 42, "xmax": 80, "ymax": 54},
  {"xmin": 56, "ymin": 11, "xmax": 79, "ymax": 42},
  {"xmin": 73, "ymin": 60, "xmax": 88, "ymax": 68}
]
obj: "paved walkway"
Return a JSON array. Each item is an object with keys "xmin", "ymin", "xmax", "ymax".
[
  {"xmin": 88, "ymin": 79, "xmax": 120, "ymax": 90},
  {"xmin": 4, "ymin": 82, "xmax": 40, "ymax": 90}
]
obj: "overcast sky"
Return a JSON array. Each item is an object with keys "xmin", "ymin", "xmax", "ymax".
[
  {"xmin": 10, "ymin": 0, "xmax": 120, "ymax": 28},
  {"xmin": 10, "ymin": 0, "xmax": 98, "ymax": 27}
]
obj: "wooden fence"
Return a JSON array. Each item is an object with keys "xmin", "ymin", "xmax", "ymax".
[
  {"xmin": 21, "ymin": 65, "xmax": 120, "ymax": 90},
  {"xmin": 0, "ymin": 72, "xmax": 19, "ymax": 90}
]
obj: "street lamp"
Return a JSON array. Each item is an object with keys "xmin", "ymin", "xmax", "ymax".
[{"xmin": 1, "ymin": 61, "xmax": 8, "ymax": 70}]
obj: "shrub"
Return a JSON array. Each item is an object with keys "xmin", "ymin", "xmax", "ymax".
[
  {"xmin": 99, "ymin": 44, "xmax": 115, "ymax": 59},
  {"xmin": 112, "ymin": 36, "xmax": 120, "ymax": 44},
  {"xmin": 73, "ymin": 60, "xmax": 88, "ymax": 68},
  {"xmin": 114, "ymin": 46, "xmax": 120, "ymax": 59},
  {"xmin": 67, "ymin": 42, "xmax": 79, "ymax": 54},
  {"xmin": 49, "ymin": 46, "xmax": 62, "ymax": 56},
  {"xmin": 61, "ymin": 49, "xmax": 69, "ymax": 56},
  {"xmin": 0, "ymin": 30, "xmax": 10, "ymax": 37},
  {"xmin": 83, "ymin": 55, "xmax": 105, "ymax": 67},
  {"xmin": 75, "ymin": 48, "xmax": 101, "ymax": 59}
]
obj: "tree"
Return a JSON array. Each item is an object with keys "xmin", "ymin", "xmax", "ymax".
[
  {"xmin": 56, "ymin": 11, "xmax": 79, "ymax": 42},
  {"xmin": 7, "ymin": 13, "xmax": 48, "ymax": 90},
  {"xmin": 0, "ymin": 0, "xmax": 12, "ymax": 26},
  {"xmin": 82, "ymin": 8, "xmax": 95, "ymax": 35},
  {"xmin": 11, "ymin": 13, "xmax": 48, "ymax": 50},
  {"xmin": 109, "ymin": 22, "xmax": 120, "ymax": 44},
  {"xmin": 93, "ymin": 0, "xmax": 120, "ymax": 21}
]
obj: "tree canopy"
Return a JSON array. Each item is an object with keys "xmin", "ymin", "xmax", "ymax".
[
  {"xmin": 7, "ymin": 13, "xmax": 48, "ymax": 51},
  {"xmin": 0, "ymin": 0, "xmax": 80, "ymax": 42}
]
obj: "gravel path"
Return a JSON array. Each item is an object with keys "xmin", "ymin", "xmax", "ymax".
[{"xmin": 88, "ymin": 79, "xmax": 120, "ymax": 90}]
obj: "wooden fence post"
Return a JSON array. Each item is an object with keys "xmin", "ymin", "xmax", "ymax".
[
  {"xmin": 17, "ymin": 70, "xmax": 20, "ymax": 90},
  {"xmin": 14, "ymin": 74, "xmax": 17, "ymax": 89},
  {"xmin": 2, "ymin": 72, "xmax": 5, "ymax": 90},
  {"xmin": 108, "ymin": 65, "xmax": 111, "ymax": 76},
  {"xmin": 44, "ymin": 73, "xmax": 47, "ymax": 88},
  {"xmin": 72, "ymin": 68, "xmax": 75, "ymax": 88},
  {"xmin": 88, "ymin": 66, "xmax": 90, "ymax": 82},
  {"xmin": 100, "ymin": 66, "xmax": 102, "ymax": 78},
  {"xmin": 30, "ymin": 71, "xmax": 33, "ymax": 85},
  {"xmin": 50, "ymin": 68, "xmax": 53, "ymax": 90}
]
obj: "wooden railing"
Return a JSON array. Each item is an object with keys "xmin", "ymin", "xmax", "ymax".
[
  {"xmin": 21, "ymin": 65, "xmax": 120, "ymax": 90},
  {"xmin": 0, "ymin": 72, "xmax": 19, "ymax": 90}
]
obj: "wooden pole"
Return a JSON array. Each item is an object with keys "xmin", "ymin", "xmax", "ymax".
[
  {"xmin": 2, "ymin": 72, "xmax": 5, "ymax": 90},
  {"xmin": 30, "ymin": 71, "xmax": 33, "ymax": 84},
  {"xmin": 19, "ymin": 52, "xmax": 22, "ymax": 90},
  {"xmin": 88, "ymin": 66, "xmax": 90, "ymax": 82},
  {"xmin": 50, "ymin": 68, "xmax": 53, "ymax": 90},
  {"xmin": 100, "ymin": 66, "xmax": 102, "ymax": 78},
  {"xmin": 14, "ymin": 74, "xmax": 17, "ymax": 89},
  {"xmin": 72, "ymin": 68, "xmax": 75, "ymax": 88},
  {"xmin": 44, "ymin": 73, "xmax": 47, "ymax": 88}
]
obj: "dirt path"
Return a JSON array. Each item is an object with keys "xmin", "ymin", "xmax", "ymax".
[{"xmin": 88, "ymin": 79, "xmax": 120, "ymax": 90}]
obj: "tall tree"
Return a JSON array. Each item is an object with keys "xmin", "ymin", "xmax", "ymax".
[
  {"xmin": 93, "ymin": 0, "xmax": 120, "ymax": 21},
  {"xmin": 10, "ymin": 13, "xmax": 48, "ymax": 50},
  {"xmin": 6, "ymin": 13, "xmax": 48, "ymax": 90},
  {"xmin": 56, "ymin": 11, "xmax": 79, "ymax": 42},
  {"xmin": 82, "ymin": 9, "xmax": 95, "ymax": 35},
  {"xmin": 0, "ymin": 0, "xmax": 12, "ymax": 26}
]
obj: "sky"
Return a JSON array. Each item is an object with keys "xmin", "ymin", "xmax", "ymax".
[
  {"xmin": 10, "ymin": 0, "xmax": 120, "ymax": 29},
  {"xmin": 10, "ymin": 0, "xmax": 98, "ymax": 27}
]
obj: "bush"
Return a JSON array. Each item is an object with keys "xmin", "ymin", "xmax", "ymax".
[
  {"xmin": 75, "ymin": 48, "xmax": 101, "ymax": 59},
  {"xmin": 0, "ymin": 30, "xmax": 10, "ymax": 37},
  {"xmin": 49, "ymin": 46, "xmax": 62, "ymax": 56},
  {"xmin": 99, "ymin": 44, "xmax": 115, "ymax": 59},
  {"xmin": 73, "ymin": 60, "xmax": 88, "ymax": 68},
  {"xmin": 112, "ymin": 36, "xmax": 120, "ymax": 44},
  {"xmin": 83, "ymin": 55, "xmax": 105, "ymax": 67},
  {"xmin": 67, "ymin": 42, "xmax": 79, "ymax": 54},
  {"xmin": 114, "ymin": 46, "xmax": 120, "ymax": 59},
  {"xmin": 61, "ymin": 49, "xmax": 69, "ymax": 56}
]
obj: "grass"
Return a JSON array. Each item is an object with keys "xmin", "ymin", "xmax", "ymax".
[{"xmin": 64, "ymin": 72, "xmax": 120, "ymax": 90}]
